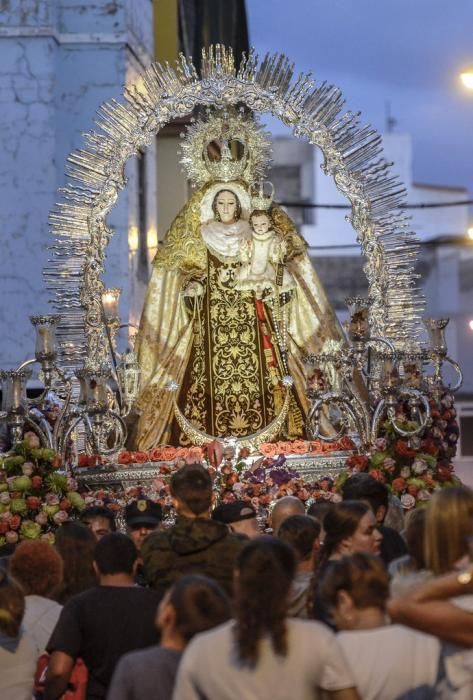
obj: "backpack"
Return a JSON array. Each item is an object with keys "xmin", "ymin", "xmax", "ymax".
[{"xmin": 34, "ymin": 653, "xmax": 88, "ymax": 700}]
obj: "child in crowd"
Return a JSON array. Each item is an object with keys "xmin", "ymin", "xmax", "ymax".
[
  {"xmin": 318, "ymin": 552, "xmax": 440, "ymax": 700},
  {"xmin": 107, "ymin": 575, "xmax": 230, "ymax": 700}
]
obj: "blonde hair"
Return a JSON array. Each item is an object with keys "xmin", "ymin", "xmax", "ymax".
[{"xmin": 424, "ymin": 486, "xmax": 473, "ymax": 575}]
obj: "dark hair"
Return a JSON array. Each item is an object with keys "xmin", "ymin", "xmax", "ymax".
[
  {"xmin": 171, "ymin": 463, "xmax": 212, "ymax": 516},
  {"xmin": 341, "ymin": 473, "xmax": 389, "ymax": 513},
  {"xmin": 317, "ymin": 552, "xmax": 389, "ymax": 614},
  {"xmin": 9, "ymin": 540, "xmax": 63, "ymax": 597},
  {"xmin": 94, "ymin": 533, "xmax": 137, "ymax": 575},
  {"xmin": 79, "ymin": 506, "xmax": 116, "ymax": 531},
  {"xmin": 277, "ymin": 515, "xmax": 321, "ymax": 561},
  {"xmin": 234, "ymin": 537, "xmax": 296, "ymax": 668},
  {"xmin": 318, "ymin": 501, "xmax": 371, "ymax": 571},
  {"xmin": 307, "ymin": 500, "xmax": 335, "ymax": 525},
  {"xmin": 0, "ymin": 569, "xmax": 25, "ymax": 638},
  {"xmin": 212, "ymin": 189, "xmax": 242, "ymax": 221},
  {"xmin": 55, "ymin": 522, "xmax": 97, "ymax": 603},
  {"xmin": 169, "ymin": 575, "xmax": 230, "ymax": 642}
]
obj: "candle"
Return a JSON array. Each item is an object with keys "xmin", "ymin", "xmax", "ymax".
[{"xmin": 102, "ymin": 288, "xmax": 121, "ymax": 321}]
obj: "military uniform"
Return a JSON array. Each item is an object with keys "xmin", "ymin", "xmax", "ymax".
[{"xmin": 141, "ymin": 516, "xmax": 244, "ymax": 596}]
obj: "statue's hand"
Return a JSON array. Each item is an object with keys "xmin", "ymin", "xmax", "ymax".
[{"xmin": 183, "ymin": 280, "xmax": 205, "ymax": 297}]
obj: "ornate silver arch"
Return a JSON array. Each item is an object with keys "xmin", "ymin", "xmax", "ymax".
[{"xmin": 44, "ymin": 45, "xmax": 423, "ymax": 372}]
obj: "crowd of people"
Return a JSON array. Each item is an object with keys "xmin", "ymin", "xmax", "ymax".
[{"xmin": 1, "ymin": 463, "xmax": 473, "ymax": 699}]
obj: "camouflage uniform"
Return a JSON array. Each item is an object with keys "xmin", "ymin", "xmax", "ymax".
[{"xmin": 141, "ymin": 516, "xmax": 244, "ymax": 596}]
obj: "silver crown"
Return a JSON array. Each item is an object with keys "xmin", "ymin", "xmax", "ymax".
[
  {"xmin": 203, "ymin": 138, "xmax": 248, "ymax": 182},
  {"xmin": 250, "ymin": 180, "xmax": 274, "ymax": 211}
]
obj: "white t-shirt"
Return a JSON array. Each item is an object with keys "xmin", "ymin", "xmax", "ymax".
[
  {"xmin": 337, "ymin": 624, "xmax": 439, "ymax": 700},
  {"xmin": 0, "ymin": 634, "xmax": 37, "ymax": 700},
  {"xmin": 23, "ymin": 594, "xmax": 62, "ymax": 657},
  {"xmin": 172, "ymin": 618, "xmax": 355, "ymax": 700}
]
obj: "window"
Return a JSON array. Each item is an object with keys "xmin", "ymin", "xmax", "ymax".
[{"xmin": 270, "ymin": 165, "xmax": 314, "ymax": 226}]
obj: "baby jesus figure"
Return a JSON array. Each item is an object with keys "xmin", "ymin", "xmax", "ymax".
[{"xmin": 236, "ymin": 209, "xmax": 296, "ymax": 299}]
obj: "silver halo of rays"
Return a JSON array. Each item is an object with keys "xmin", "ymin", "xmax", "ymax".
[{"xmin": 45, "ymin": 44, "xmax": 424, "ymax": 377}]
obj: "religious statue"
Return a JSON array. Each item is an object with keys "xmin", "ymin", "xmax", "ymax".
[{"xmin": 132, "ymin": 109, "xmax": 345, "ymax": 450}]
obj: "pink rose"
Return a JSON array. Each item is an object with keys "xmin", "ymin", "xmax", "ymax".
[
  {"xmin": 5, "ymin": 531, "xmax": 19, "ymax": 544},
  {"xmin": 35, "ymin": 512, "xmax": 48, "ymax": 526},
  {"xmin": 45, "ymin": 494, "xmax": 60, "ymax": 505},
  {"xmin": 21, "ymin": 463, "xmax": 34, "ymax": 477},
  {"xmin": 400, "ymin": 493, "xmax": 416, "ymax": 510},
  {"xmin": 24, "ymin": 431, "xmax": 40, "ymax": 448},
  {"xmin": 53, "ymin": 510, "xmax": 69, "ymax": 525}
]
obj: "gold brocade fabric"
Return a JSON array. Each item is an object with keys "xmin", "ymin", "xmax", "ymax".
[
  {"xmin": 132, "ymin": 182, "xmax": 346, "ymax": 451},
  {"xmin": 176, "ymin": 253, "xmax": 275, "ymax": 442}
]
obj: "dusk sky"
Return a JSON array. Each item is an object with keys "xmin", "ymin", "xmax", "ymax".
[{"xmin": 247, "ymin": 0, "xmax": 473, "ymax": 194}]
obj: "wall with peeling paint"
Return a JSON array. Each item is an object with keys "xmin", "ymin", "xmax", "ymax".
[{"xmin": 0, "ymin": 0, "xmax": 155, "ymax": 367}]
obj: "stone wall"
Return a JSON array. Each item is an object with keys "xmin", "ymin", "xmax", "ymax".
[{"xmin": 0, "ymin": 0, "xmax": 155, "ymax": 367}]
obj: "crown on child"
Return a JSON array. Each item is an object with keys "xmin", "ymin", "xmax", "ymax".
[{"xmin": 250, "ymin": 180, "xmax": 274, "ymax": 211}]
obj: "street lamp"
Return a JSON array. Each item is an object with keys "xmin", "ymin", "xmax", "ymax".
[{"xmin": 460, "ymin": 71, "xmax": 473, "ymax": 90}]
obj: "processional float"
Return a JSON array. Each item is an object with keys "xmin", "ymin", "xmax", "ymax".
[{"xmin": 0, "ymin": 46, "xmax": 462, "ymax": 492}]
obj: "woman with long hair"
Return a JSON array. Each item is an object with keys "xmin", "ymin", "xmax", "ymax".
[
  {"xmin": 424, "ymin": 485, "xmax": 473, "ymax": 575},
  {"xmin": 173, "ymin": 537, "xmax": 359, "ymax": 699},
  {"xmin": 0, "ymin": 568, "xmax": 37, "ymax": 699},
  {"xmin": 318, "ymin": 553, "xmax": 439, "ymax": 700},
  {"xmin": 311, "ymin": 500, "xmax": 382, "ymax": 624},
  {"xmin": 54, "ymin": 522, "xmax": 97, "ymax": 603}
]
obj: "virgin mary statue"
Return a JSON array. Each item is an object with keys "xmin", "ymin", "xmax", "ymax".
[{"xmin": 132, "ymin": 110, "xmax": 344, "ymax": 450}]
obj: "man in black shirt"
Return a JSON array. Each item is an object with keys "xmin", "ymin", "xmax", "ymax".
[{"xmin": 45, "ymin": 533, "xmax": 161, "ymax": 700}]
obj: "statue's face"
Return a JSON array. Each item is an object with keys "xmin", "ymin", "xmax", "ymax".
[
  {"xmin": 215, "ymin": 191, "xmax": 238, "ymax": 223},
  {"xmin": 250, "ymin": 214, "xmax": 271, "ymax": 237}
]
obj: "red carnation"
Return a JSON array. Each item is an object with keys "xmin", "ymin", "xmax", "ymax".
[
  {"xmin": 31, "ymin": 476, "xmax": 43, "ymax": 489},
  {"xmin": 26, "ymin": 496, "xmax": 41, "ymax": 511},
  {"xmin": 394, "ymin": 440, "xmax": 417, "ymax": 458},
  {"xmin": 346, "ymin": 454, "xmax": 369, "ymax": 471},
  {"xmin": 392, "ymin": 477, "xmax": 406, "ymax": 493}
]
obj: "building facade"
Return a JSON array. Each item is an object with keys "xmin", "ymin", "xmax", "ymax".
[{"xmin": 0, "ymin": 0, "xmax": 156, "ymax": 368}]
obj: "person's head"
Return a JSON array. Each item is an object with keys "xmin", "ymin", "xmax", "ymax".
[
  {"xmin": 93, "ymin": 532, "xmax": 138, "ymax": 580},
  {"xmin": 249, "ymin": 210, "xmax": 272, "ymax": 238},
  {"xmin": 404, "ymin": 507, "xmax": 427, "ymax": 570},
  {"xmin": 170, "ymin": 463, "xmax": 212, "ymax": 518},
  {"xmin": 124, "ymin": 498, "xmax": 162, "ymax": 550},
  {"xmin": 234, "ymin": 536, "xmax": 297, "ymax": 668},
  {"xmin": 322, "ymin": 500, "xmax": 382, "ymax": 563},
  {"xmin": 9, "ymin": 540, "xmax": 63, "ymax": 598},
  {"xmin": 425, "ymin": 486, "xmax": 473, "ymax": 575},
  {"xmin": 307, "ymin": 500, "xmax": 335, "ymax": 543},
  {"xmin": 212, "ymin": 500, "xmax": 259, "ymax": 538},
  {"xmin": 317, "ymin": 552, "xmax": 389, "ymax": 631},
  {"xmin": 157, "ymin": 575, "xmax": 231, "ymax": 649},
  {"xmin": 79, "ymin": 506, "xmax": 116, "ymax": 541},
  {"xmin": 54, "ymin": 521, "xmax": 97, "ymax": 602},
  {"xmin": 270, "ymin": 496, "xmax": 305, "ymax": 535},
  {"xmin": 277, "ymin": 514, "xmax": 321, "ymax": 570},
  {"xmin": 212, "ymin": 189, "xmax": 241, "ymax": 224},
  {"xmin": 341, "ymin": 473, "xmax": 389, "ymax": 525},
  {"xmin": 0, "ymin": 569, "xmax": 24, "ymax": 638}
]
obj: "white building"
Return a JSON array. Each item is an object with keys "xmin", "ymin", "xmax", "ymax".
[
  {"xmin": 0, "ymin": 0, "xmax": 156, "ymax": 368},
  {"xmin": 271, "ymin": 132, "xmax": 473, "ymax": 476}
]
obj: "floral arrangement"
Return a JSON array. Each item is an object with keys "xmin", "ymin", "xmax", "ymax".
[
  {"xmin": 80, "ymin": 452, "xmax": 342, "ymax": 530},
  {"xmin": 337, "ymin": 392, "xmax": 461, "ymax": 510},
  {"xmin": 0, "ymin": 432, "xmax": 86, "ymax": 546}
]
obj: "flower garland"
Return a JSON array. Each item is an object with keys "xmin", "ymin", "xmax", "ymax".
[{"xmin": 337, "ymin": 392, "xmax": 461, "ymax": 509}]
